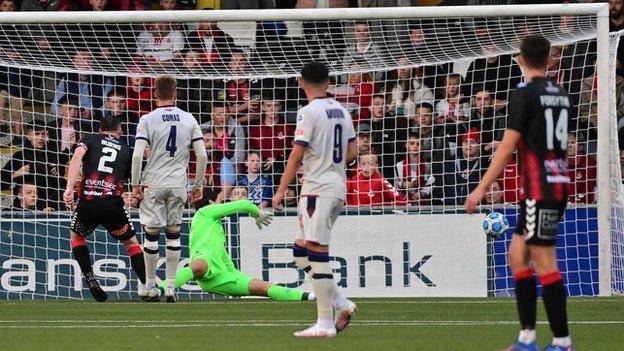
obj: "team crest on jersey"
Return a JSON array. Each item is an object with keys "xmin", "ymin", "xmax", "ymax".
[
  {"xmin": 295, "ymin": 128, "xmax": 305, "ymax": 136},
  {"xmin": 297, "ymin": 114, "xmax": 303, "ymax": 121}
]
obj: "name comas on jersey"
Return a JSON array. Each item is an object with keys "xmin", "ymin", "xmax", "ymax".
[{"xmin": 161, "ymin": 113, "xmax": 180, "ymax": 122}]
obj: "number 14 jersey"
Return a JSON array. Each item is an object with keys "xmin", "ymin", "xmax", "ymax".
[
  {"xmin": 294, "ymin": 97, "xmax": 356, "ymax": 199},
  {"xmin": 78, "ymin": 134, "xmax": 132, "ymax": 200},
  {"xmin": 136, "ymin": 106, "xmax": 203, "ymax": 188},
  {"xmin": 507, "ymin": 77, "xmax": 571, "ymax": 202}
]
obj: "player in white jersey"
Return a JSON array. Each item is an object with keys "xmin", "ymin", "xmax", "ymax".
[
  {"xmin": 273, "ymin": 62, "xmax": 358, "ymax": 337},
  {"xmin": 131, "ymin": 75, "xmax": 208, "ymax": 302}
]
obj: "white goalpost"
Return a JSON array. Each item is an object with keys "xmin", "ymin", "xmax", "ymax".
[{"xmin": 0, "ymin": 4, "xmax": 620, "ymax": 299}]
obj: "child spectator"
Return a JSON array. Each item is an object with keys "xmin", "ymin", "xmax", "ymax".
[
  {"xmin": 229, "ymin": 186, "xmax": 249, "ymax": 201},
  {"xmin": 568, "ymin": 132, "xmax": 597, "ymax": 204},
  {"xmin": 1, "ymin": 121, "xmax": 63, "ymax": 209},
  {"xmin": 283, "ymin": 185, "xmax": 298, "ymax": 208},
  {"xmin": 11, "ymin": 179, "xmax": 55, "ymax": 212},
  {"xmin": 499, "ymin": 157, "xmax": 520, "ymax": 204},
  {"xmin": 247, "ymin": 97, "xmax": 294, "ymax": 177},
  {"xmin": 394, "ymin": 133, "xmax": 436, "ymax": 205},
  {"xmin": 435, "ymin": 74, "xmax": 470, "ymax": 136},
  {"xmin": 136, "ymin": 23, "xmax": 185, "ymax": 65},
  {"xmin": 347, "ymin": 153, "xmax": 407, "ymax": 206},
  {"xmin": 483, "ymin": 180, "xmax": 504, "ymax": 205},
  {"xmin": 237, "ymin": 151, "xmax": 273, "ymax": 208},
  {"xmin": 126, "ymin": 65, "xmax": 154, "ymax": 117}
]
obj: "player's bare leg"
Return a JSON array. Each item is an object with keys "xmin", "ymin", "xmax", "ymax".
[
  {"xmin": 292, "ymin": 239, "xmax": 355, "ymax": 333},
  {"xmin": 504, "ymin": 234, "xmax": 537, "ymax": 351},
  {"xmin": 120, "ymin": 238, "xmax": 147, "ymax": 299},
  {"xmin": 529, "ymin": 245, "xmax": 572, "ymax": 350},
  {"xmin": 70, "ymin": 232, "xmax": 107, "ymax": 302}
]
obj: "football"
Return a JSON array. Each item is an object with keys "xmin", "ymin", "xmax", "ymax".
[{"xmin": 482, "ymin": 212, "xmax": 509, "ymax": 239}]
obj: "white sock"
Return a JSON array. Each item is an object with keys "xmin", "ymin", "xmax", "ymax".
[
  {"xmin": 165, "ymin": 238, "xmax": 181, "ymax": 288},
  {"xmin": 518, "ymin": 329, "xmax": 536, "ymax": 344},
  {"xmin": 309, "ymin": 260, "xmax": 335, "ymax": 324},
  {"xmin": 332, "ymin": 285, "xmax": 348, "ymax": 309},
  {"xmin": 316, "ymin": 318, "xmax": 334, "ymax": 330},
  {"xmin": 143, "ymin": 236, "xmax": 159, "ymax": 288},
  {"xmin": 552, "ymin": 336, "xmax": 572, "ymax": 347}
]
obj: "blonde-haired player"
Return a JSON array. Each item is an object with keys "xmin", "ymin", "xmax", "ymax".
[{"xmin": 131, "ymin": 75, "xmax": 207, "ymax": 302}]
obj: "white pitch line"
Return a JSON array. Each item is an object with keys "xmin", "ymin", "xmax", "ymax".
[{"xmin": 0, "ymin": 320, "xmax": 622, "ymax": 330}]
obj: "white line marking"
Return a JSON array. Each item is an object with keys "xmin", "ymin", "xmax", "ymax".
[{"xmin": 0, "ymin": 320, "xmax": 622, "ymax": 330}]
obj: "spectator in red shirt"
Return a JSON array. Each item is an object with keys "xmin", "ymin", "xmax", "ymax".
[
  {"xmin": 483, "ymin": 180, "xmax": 504, "ymax": 205},
  {"xmin": 248, "ymin": 97, "xmax": 294, "ymax": 177},
  {"xmin": 347, "ymin": 153, "xmax": 407, "ymax": 207},
  {"xmin": 568, "ymin": 131, "xmax": 597, "ymax": 204},
  {"xmin": 499, "ymin": 157, "xmax": 520, "ymax": 204},
  {"xmin": 185, "ymin": 18, "xmax": 234, "ymax": 68},
  {"xmin": 126, "ymin": 65, "xmax": 153, "ymax": 117}
]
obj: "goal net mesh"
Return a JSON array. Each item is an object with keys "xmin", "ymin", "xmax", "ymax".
[{"xmin": 0, "ymin": 10, "xmax": 621, "ymax": 299}]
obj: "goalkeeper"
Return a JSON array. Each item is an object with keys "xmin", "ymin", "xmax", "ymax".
[{"xmin": 156, "ymin": 200, "xmax": 314, "ymax": 301}]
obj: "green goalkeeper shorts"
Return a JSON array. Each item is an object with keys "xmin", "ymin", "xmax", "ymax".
[{"xmin": 190, "ymin": 248, "xmax": 253, "ymax": 296}]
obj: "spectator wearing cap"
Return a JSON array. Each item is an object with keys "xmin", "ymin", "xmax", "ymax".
[
  {"xmin": 51, "ymin": 48, "xmax": 113, "ymax": 120},
  {"xmin": 467, "ymin": 86, "xmax": 506, "ymax": 149},
  {"xmin": 247, "ymin": 96, "xmax": 294, "ymax": 179},
  {"xmin": 1, "ymin": 121, "xmax": 64, "ymax": 209},
  {"xmin": 410, "ymin": 102, "xmax": 450, "ymax": 164},
  {"xmin": 568, "ymin": 132, "xmax": 597, "ymax": 204},
  {"xmin": 347, "ymin": 123, "xmax": 377, "ymax": 178},
  {"xmin": 10, "ymin": 179, "xmax": 55, "ymax": 212},
  {"xmin": 200, "ymin": 101, "xmax": 246, "ymax": 164},
  {"xmin": 438, "ymin": 127, "xmax": 488, "ymax": 206},
  {"xmin": 347, "ymin": 153, "xmax": 407, "ymax": 207},
  {"xmin": 368, "ymin": 94, "xmax": 408, "ymax": 179}
]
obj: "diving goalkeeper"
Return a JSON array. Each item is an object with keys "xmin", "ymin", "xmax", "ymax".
[{"xmin": 156, "ymin": 200, "xmax": 314, "ymax": 301}]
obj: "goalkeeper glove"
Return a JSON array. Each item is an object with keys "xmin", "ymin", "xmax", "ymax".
[{"xmin": 255, "ymin": 210, "xmax": 274, "ymax": 230}]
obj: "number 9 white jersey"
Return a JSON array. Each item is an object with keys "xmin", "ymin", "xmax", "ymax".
[
  {"xmin": 135, "ymin": 106, "xmax": 203, "ymax": 188},
  {"xmin": 294, "ymin": 97, "xmax": 356, "ymax": 199}
]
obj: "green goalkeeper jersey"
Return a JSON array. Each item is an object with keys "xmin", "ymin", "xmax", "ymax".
[{"xmin": 190, "ymin": 200, "xmax": 260, "ymax": 252}]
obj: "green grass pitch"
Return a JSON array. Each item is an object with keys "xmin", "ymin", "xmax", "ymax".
[{"xmin": 0, "ymin": 297, "xmax": 622, "ymax": 351}]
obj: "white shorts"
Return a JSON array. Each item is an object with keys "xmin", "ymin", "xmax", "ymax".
[
  {"xmin": 139, "ymin": 187, "xmax": 187, "ymax": 229},
  {"xmin": 295, "ymin": 196, "xmax": 344, "ymax": 246}
]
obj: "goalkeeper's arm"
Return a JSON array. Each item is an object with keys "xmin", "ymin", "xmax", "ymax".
[{"xmin": 197, "ymin": 199, "xmax": 261, "ymax": 219}]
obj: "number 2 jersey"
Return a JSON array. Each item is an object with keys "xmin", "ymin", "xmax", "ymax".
[
  {"xmin": 294, "ymin": 97, "xmax": 356, "ymax": 199},
  {"xmin": 507, "ymin": 77, "xmax": 571, "ymax": 202},
  {"xmin": 135, "ymin": 106, "xmax": 203, "ymax": 188},
  {"xmin": 78, "ymin": 133, "xmax": 132, "ymax": 200}
]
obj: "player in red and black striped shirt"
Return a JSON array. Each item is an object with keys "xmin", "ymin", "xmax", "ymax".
[{"xmin": 465, "ymin": 35, "xmax": 573, "ymax": 351}]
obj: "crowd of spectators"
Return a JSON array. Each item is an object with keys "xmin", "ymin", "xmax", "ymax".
[{"xmin": 0, "ymin": 0, "xmax": 616, "ymax": 213}]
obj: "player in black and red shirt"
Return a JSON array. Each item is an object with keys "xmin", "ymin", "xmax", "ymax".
[
  {"xmin": 465, "ymin": 35, "xmax": 574, "ymax": 351},
  {"xmin": 63, "ymin": 115, "xmax": 147, "ymax": 302}
]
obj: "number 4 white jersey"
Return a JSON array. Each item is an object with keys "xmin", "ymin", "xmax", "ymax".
[
  {"xmin": 294, "ymin": 97, "xmax": 356, "ymax": 199},
  {"xmin": 136, "ymin": 106, "xmax": 203, "ymax": 188}
]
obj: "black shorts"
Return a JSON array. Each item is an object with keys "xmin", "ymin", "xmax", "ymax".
[
  {"xmin": 514, "ymin": 199, "xmax": 567, "ymax": 246},
  {"xmin": 70, "ymin": 197, "xmax": 136, "ymax": 241}
]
